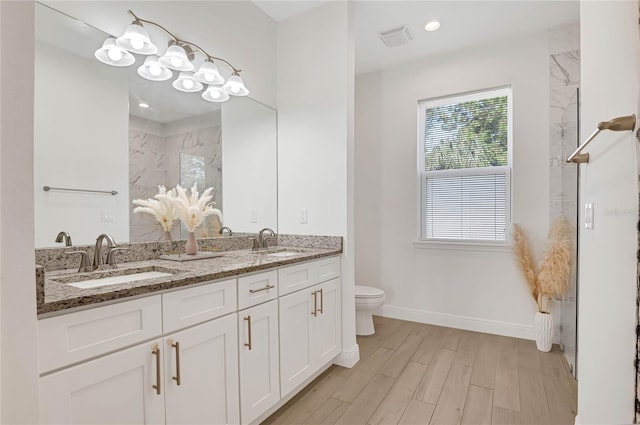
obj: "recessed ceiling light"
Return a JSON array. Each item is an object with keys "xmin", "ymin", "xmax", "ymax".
[
  {"xmin": 139, "ymin": 103, "xmax": 150, "ymax": 108},
  {"xmin": 424, "ymin": 21, "xmax": 441, "ymax": 32}
]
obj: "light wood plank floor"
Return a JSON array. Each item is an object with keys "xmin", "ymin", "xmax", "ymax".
[{"xmin": 263, "ymin": 316, "xmax": 577, "ymax": 425}]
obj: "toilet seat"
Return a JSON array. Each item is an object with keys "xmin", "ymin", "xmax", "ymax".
[{"xmin": 355, "ymin": 285, "xmax": 384, "ymax": 299}]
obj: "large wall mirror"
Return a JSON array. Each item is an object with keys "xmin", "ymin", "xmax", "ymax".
[{"xmin": 34, "ymin": 3, "xmax": 277, "ymax": 248}]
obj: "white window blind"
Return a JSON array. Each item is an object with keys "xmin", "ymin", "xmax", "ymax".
[
  {"xmin": 424, "ymin": 168, "xmax": 509, "ymax": 240},
  {"xmin": 419, "ymin": 87, "xmax": 512, "ymax": 243}
]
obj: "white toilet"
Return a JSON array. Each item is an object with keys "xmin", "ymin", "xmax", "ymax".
[{"xmin": 355, "ymin": 285, "xmax": 386, "ymax": 336}]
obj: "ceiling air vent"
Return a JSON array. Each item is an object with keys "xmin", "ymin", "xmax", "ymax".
[{"xmin": 379, "ymin": 25, "xmax": 414, "ymax": 48}]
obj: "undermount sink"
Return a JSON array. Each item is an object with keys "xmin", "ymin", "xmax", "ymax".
[{"xmin": 53, "ymin": 266, "xmax": 182, "ymax": 290}]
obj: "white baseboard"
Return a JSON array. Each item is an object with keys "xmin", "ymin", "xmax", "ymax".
[
  {"xmin": 379, "ymin": 304, "xmax": 552, "ymax": 341},
  {"xmin": 333, "ymin": 344, "xmax": 360, "ymax": 368}
]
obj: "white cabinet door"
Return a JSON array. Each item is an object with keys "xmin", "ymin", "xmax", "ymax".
[
  {"xmin": 39, "ymin": 339, "xmax": 165, "ymax": 425},
  {"xmin": 279, "ymin": 289, "xmax": 314, "ymax": 397},
  {"xmin": 313, "ymin": 278, "xmax": 341, "ymax": 366},
  {"xmin": 238, "ymin": 300, "xmax": 280, "ymax": 424},
  {"xmin": 279, "ymin": 279, "xmax": 342, "ymax": 398},
  {"xmin": 164, "ymin": 314, "xmax": 239, "ymax": 425}
]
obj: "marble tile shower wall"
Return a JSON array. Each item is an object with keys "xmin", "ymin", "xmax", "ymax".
[
  {"xmin": 549, "ymin": 24, "xmax": 580, "ymax": 224},
  {"xmin": 129, "ymin": 114, "xmax": 222, "ymax": 242}
]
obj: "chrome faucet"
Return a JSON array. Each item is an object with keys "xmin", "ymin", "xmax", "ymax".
[
  {"xmin": 55, "ymin": 231, "xmax": 72, "ymax": 247},
  {"xmin": 219, "ymin": 226, "xmax": 233, "ymax": 236},
  {"xmin": 258, "ymin": 228, "xmax": 276, "ymax": 249},
  {"xmin": 66, "ymin": 233, "xmax": 126, "ymax": 272},
  {"xmin": 65, "ymin": 250, "xmax": 92, "ymax": 272},
  {"xmin": 93, "ymin": 233, "xmax": 116, "ymax": 268}
]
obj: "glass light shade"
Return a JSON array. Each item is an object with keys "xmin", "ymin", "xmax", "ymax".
[
  {"xmin": 137, "ymin": 55, "xmax": 172, "ymax": 81},
  {"xmin": 222, "ymin": 73, "xmax": 249, "ymax": 96},
  {"xmin": 95, "ymin": 38, "xmax": 135, "ymax": 67},
  {"xmin": 194, "ymin": 60, "xmax": 224, "ymax": 85},
  {"xmin": 116, "ymin": 23, "xmax": 157, "ymax": 54},
  {"xmin": 158, "ymin": 44, "xmax": 194, "ymax": 71},
  {"xmin": 172, "ymin": 72, "xmax": 203, "ymax": 92},
  {"xmin": 202, "ymin": 85, "xmax": 230, "ymax": 102}
]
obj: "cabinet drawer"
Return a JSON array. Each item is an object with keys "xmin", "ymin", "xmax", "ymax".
[
  {"xmin": 237, "ymin": 271, "xmax": 278, "ymax": 310},
  {"xmin": 163, "ymin": 279, "xmax": 236, "ymax": 333},
  {"xmin": 313, "ymin": 256, "xmax": 341, "ymax": 284},
  {"xmin": 278, "ymin": 256, "xmax": 340, "ymax": 296},
  {"xmin": 38, "ymin": 296, "xmax": 162, "ymax": 374}
]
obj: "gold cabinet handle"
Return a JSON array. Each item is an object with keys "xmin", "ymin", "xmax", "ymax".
[
  {"xmin": 151, "ymin": 344, "xmax": 161, "ymax": 395},
  {"xmin": 318, "ymin": 288, "xmax": 324, "ymax": 314},
  {"xmin": 249, "ymin": 284, "xmax": 275, "ymax": 294},
  {"xmin": 311, "ymin": 291, "xmax": 318, "ymax": 316},
  {"xmin": 244, "ymin": 315, "xmax": 252, "ymax": 350},
  {"xmin": 170, "ymin": 340, "xmax": 181, "ymax": 386}
]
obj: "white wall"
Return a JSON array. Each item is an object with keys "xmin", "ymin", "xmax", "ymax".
[
  {"xmin": 277, "ymin": 3, "xmax": 349, "ymax": 237},
  {"xmin": 44, "ymin": 1, "xmax": 278, "ymax": 108},
  {"xmin": 355, "ymin": 32, "xmax": 551, "ymax": 339},
  {"xmin": 34, "ymin": 42, "xmax": 130, "ymax": 247},
  {"xmin": 576, "ymin": 1, "xmax": 639, "ymax": 423},
  {"xmin": 0, "ymin": 1, "xmax": 39, "ymax": 422},
  {"xmin": 222, "ymin": 98, "xmax": 277, "ymax": 233},
  {"xmin": 277, "ymin": 2, "xmax": 358, "ymax": 365}
]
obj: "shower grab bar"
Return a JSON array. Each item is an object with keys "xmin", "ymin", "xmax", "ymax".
[
  {"xmin": 566, "ymin": 114, "xmax": 636, "ymax": 164},
  {"xmin": 43, "ymin": 186, "xmax": 118, "ymax": 195}
]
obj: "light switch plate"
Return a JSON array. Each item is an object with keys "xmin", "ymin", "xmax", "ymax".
[
  {"xmin": 250, "ymin": 210, "xmax": 258, "ymax": 223},
  {"xmin": 584, "ymin": 202, "xmax": 594, "ymax": 229},
  {"xmin": 300, "ymin": 208, "xmax": 308, "ymax": 224},
  {"xmin": 101, "ymin": 211, "xmax": 114, "ymax": 222}
]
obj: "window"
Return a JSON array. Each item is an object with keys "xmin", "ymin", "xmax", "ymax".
[{"xmin": 418, "ymin": 87, "xmax": 511, "ymax": 243}]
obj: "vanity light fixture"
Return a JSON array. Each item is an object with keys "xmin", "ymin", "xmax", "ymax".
[
  {"xmin": 159, "ymin": 43, "xmax": 194, "ymax": 71},
  {"xmin": 194, "ymin": 59, "xmax": 224, "ymax": 85},
  {"xmin": 424, "ymin": 21, "xmax": 441, "ymax": 31},
  {"xmin": 116, "ymin": 22, "xmax": 157, "ymax": 54},
  {"xmin": 202, "ymin": 85, "xmax": 230, "ymax": 103},
  {"xmin": 137, "ymin": 55, "xmax": 172, "ymax": 81},
  {"xmin": 222, "ymin": 72, "xmax": 249, "ymax": 97},
  {"xmin": 95, "ymin": 37, "xmax": 135, "ymax": 67},
  {"xmin": 173, "ymin": 71, "xmax": 203, "ymax": 92},
  {"xmin": 95, "ymin": 10, "xmax": 249, "ymax": 101}
]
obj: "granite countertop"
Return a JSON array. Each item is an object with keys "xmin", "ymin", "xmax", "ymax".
[{"xmin": 38, "ymin": 246, "xmax": 341, "ymax": 317}]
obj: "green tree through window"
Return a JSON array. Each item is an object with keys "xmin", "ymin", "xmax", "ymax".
[{"xmin": 424, "ymin": 96, "xmax": 508, "ymax": 171}]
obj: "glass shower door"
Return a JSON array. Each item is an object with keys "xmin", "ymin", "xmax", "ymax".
[{"xmin": 558, "ymin": 87, "xmax": 579, "ymax": 378}]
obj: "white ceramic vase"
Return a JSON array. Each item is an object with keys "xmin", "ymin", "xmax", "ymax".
[{"xmin": 534, "ymin": 311, "xmax": 553, "ymax": 352}]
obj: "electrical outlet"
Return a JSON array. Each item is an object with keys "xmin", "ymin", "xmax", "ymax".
[
  {"xmin": 250, "ymin": 210, "xmax": 258, "ymax": 223},
  {"xmin": 300, "ymin": 208, "xmax": 308, "ymax": 224}
]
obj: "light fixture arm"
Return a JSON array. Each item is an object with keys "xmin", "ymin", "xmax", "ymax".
[{"xmin": 126, "ymin": 10, "xmax": 242, "ymax": 74}]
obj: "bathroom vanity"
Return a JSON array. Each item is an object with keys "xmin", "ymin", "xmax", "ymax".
[{"xmin": 36, "ymin": 238, "xmax": 342, "ymax": 425}]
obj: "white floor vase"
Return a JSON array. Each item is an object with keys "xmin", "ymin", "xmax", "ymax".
[{"xmin": 534, "ymin": 311, "xmax": 553, "ymax": 352}]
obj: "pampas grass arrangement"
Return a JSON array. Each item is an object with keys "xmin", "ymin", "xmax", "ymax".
[
  {"xmin": 512, "ymin": 223, "xmax": 541, "ymax": 310},
  {"xmin": 133, "ymin": 184, "xmax": 222, "ymax": 236},
  {"xmin": 132, "ymin": 185, "xmax": 178, "ymax": 233},
  {"xmin": 161, "ymin": 183, "xmax": 222, "ymax": 233},
  {"xmin": 512, "ymin": 217, "xmax": 572, "ymax": 313}
]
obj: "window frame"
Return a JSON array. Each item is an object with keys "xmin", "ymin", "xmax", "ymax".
[{"xmin": 416, "ymin": 86, "xmax": 513, "ymax": 245}]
